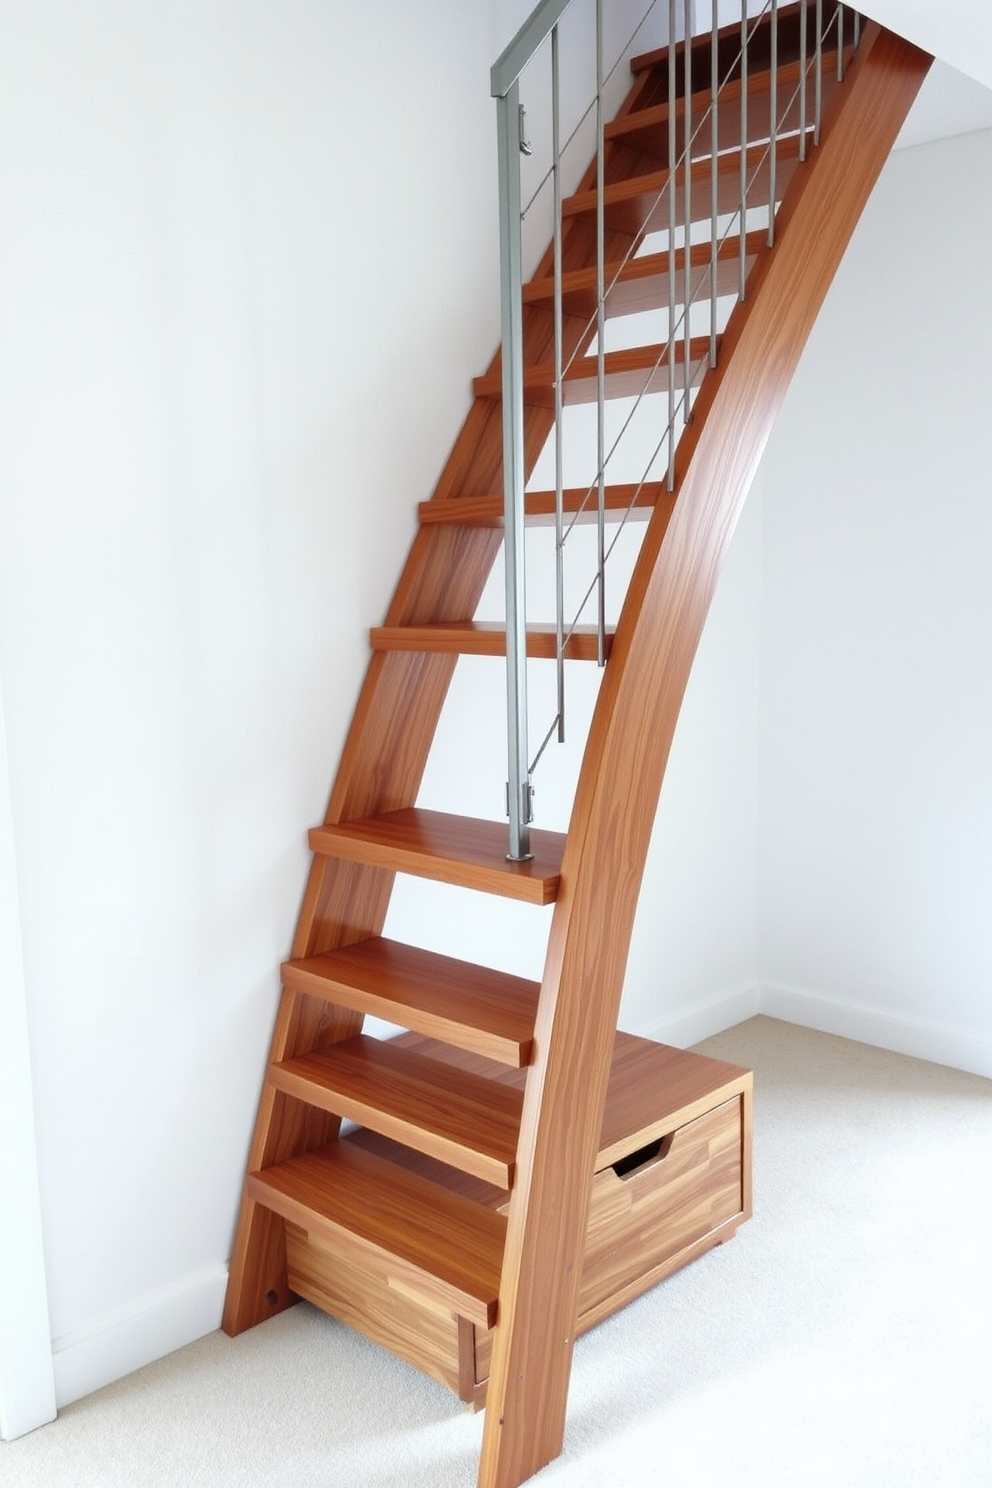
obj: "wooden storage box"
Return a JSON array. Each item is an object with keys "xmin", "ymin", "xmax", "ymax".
[{"xmin": 284, "ymin": 1032, "xmax": 752, "ymax": 1407}]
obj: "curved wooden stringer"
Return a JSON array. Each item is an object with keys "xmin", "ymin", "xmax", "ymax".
[{"xmin": 223, "ymin": 14, "xmax": 931, "ymax": 1488}]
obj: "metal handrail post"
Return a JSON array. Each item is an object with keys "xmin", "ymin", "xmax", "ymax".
[{"xmin": 496, "ymin": 81, "xmax": 533, "ymax": 861}]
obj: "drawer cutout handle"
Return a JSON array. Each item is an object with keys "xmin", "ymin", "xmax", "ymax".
[{"xmin": 611, "ymin": 1131, "xmax": 674, "ymax": 1180}]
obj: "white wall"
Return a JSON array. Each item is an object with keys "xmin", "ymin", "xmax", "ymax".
[
  {"xmin": 0, "ymin": 0, "xmax": 504, "ymax": 1415},
  {"xmin": 757, "ymin": 126, "xmax": 992, "ymax": 1078},
  {"xmin": 2, "ymin": 0, "xmax": 989, "ymax": 1436}
]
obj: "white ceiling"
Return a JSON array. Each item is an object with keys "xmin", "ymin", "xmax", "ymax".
[{"xmin": 861, "ymin": 0, "xmax": 992, "ymax": 149}]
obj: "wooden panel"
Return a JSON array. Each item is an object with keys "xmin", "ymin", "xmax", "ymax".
[
  {"xmin": 282, "ymin": 938, "xmax": 539, "ymax": 1067},
  {"xmin": 369, "ymin": 621, "xmax": 614, "ymax": 661},
  {"xmin": 480, "ymin": 25, "xmax": 933, "ymax": 1488},
  {"xmin": 247, "ymin": 1142, "xmax": 505, "ymax": 1328},
  {"xmin": 580, "ymin": 1096, "xmax": 744, "ymax": 1322},
  {"xmin": 270, "ymin": 1034, "xmax": 523, "ymax": 1188},
  {"xmin": 418, "ymin": 483, "xmax": 670, "ymax": 530},
  {"xmin": 285, "ymin": 1222, "xmax": 467, "ymax": 1398},
  {"xmin": 308, "ymin": 808, "xmax": 565, "ymax": 906},
  {"xmin": 473, "ymin": 337, "xmax": 715, "ymax": 407}
]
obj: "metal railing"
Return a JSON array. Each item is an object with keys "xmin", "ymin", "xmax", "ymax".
[{"xmin": 492, "ymin": 0, "xmax": 857, "ymax": 858}]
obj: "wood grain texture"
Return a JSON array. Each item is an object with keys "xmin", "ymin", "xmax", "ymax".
[
  {"xmin": 562, "ymin": 135, "xmax": 804, "ymax": 236},
  {"xmin": 247, "ymin": 1142, "xmax": 505, "ymax": 1327},
  {"xmin": 309, "ymin": 808, "xmax": 565, "ymax": 906},
  {"xmin": 479, "ymin": 24, "xmax": 932, "ymax": 1488},
  {"xmin": 369, "ymin": 621, "xmax": 614, "ymax": 661},
  {"xmin": 524, "ymin": 233, "xmax": 765, "ymax": 322},
  {"xmin": 473, "ymin": 337, "xmax": 715, "ymax": 406},
  {"xmin": 223, "ymin": 42, "xmax": 650, "ymax": 1339},
  {"xmin": 270, "ymin": 1034, "xmax": 523, "ymax": 1188},
  {"xmin": 418, "ymin": 483, "xmax": 670, "ymax": 530},
  {"xmin": 282, "ymin": 938, "xmax": 540, "ymax": 1067}
]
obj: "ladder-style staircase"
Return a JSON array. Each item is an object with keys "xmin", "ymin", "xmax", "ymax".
[{"xmin": 223, "ymin": 7, "xmax": 930, "ymax": 1486}]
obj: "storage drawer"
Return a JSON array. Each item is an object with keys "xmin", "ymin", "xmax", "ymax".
[{"xmin": 284, "ymin": 1036, "xmax": 751, "ymax": 1406}]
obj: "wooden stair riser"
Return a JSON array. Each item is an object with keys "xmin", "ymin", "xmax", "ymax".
[
  {"xmin": 417, "ymin": 483, "xmax": 673, "ymax": 531},
  {"xmin": 369, "ymin": 621, "xmax": 614, "ymax": 661}
]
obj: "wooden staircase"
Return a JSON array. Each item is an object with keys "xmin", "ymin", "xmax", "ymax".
[{"xmin": 223, "ymin": 8, "xmax": 931, "ymax": 1486}]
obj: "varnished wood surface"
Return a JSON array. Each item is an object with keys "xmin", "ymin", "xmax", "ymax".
[
  {"xmin": 418, "ymin": 483, "xmax": 670, "ymax": 530},
  {"xmin": 473, "ymin": 336, "xmax": 715, "ymax": 407},
  {"xmin": 285, "ymin": 1222, "xmax": 473, "ymax": 1399},
  {"xmin": 282, "ymin": 938, "xmax": 540, "ymax": 1068},
  {"xmin": 247, "ymin": 1142, "xmax": 505, "ymax": 1327},
  {"xmin": 308, "ymin": 808, "xmax": 565, "ymax": 906},
  {"xmin": 563, "ymin": 134, "xmax": 804, "ymax": 237},
  {"xmin": 609, "ymin": 57, "xmax": 841, "ymax": 161},
  {"xmin": 369, "ymin": 621, "xmax": 614, "ymax": 661},
  {"xmin": 524, "ymin": 231, "xmax": 765, "ymax": 322},
  {"xmin": 271, "ymin": 1034, "xmax": 523, "ymax": 1188},
  {"xmin": 479, "ymin": 24, "xmax": 933, "ymax": 1488}
]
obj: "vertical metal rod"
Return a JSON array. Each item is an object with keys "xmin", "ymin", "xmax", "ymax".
[
  {"xmin": 767, "ymin": 0, "xmax": 778, "ymax": 247},
  {"xmin": 709, "ymin": 0, "xmax": 718, "ymax": 368},
  {"xmin": 683, "ymin": 0, "xmax": 692, "ymax": 424},
  {"xmin": 595, "ymin": 0, "xmax": 607, "ymax": 666},
  {"xmin": 799, "ymin": 0, "xmax": 807, "ymax": 161},
  {"xmin": 853, "ymin": 8, "xmax": 860, "ymax": 48},
  {"xmin": 552, "ymin": 25, "xmax": 565, "ymax": 741},
  {"xmin": 837, "ymin": 3, "xmax": 845, "ymax": 81},
  {"xmin": 814, "ymin": 0, "xmax": 823, "ymax": 146},
  {"xmin": 667, "ymin": 0, "xmax": 677, "ymax": 490},
  {"xmin": 739, "ymin": 0, "xmax": 747, "ymax": 299},
  {"xmin": 496, "ymin": 82, "xmax": 531, "ymax": 861}
]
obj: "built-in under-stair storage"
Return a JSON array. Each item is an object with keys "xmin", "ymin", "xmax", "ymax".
[{"xmin": 222, "ymin": 6, "xmax": 931, "ymax": 1486}]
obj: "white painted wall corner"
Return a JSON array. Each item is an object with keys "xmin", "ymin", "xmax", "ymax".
[{"xmin": 50, "ymin": 1265, "xmax": 229, "ymax": 1411}]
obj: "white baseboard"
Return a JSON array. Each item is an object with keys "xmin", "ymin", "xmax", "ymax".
[
  {"xmin": 758, "ymin": 981, "xmax": 992, "ymax": 1079},
  {"xmin": 636, "ymin": 982, "xmax": 761, "ymax": 1049},
  {"xmin": 633, "ymin": 979, "xmax": 991, "ymax": 1079},
  {"xmin": 51, "ymin": 1264, "xmax": 228, "ymax": 1409}
]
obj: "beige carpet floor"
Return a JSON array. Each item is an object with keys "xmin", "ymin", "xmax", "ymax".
[{"xmin": 3, "ymin": 1016, "xmax": 990, "ymax": 1487}]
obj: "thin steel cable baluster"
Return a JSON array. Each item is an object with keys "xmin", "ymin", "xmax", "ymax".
[
  {"xmin": 709, "ymin": 0, "xmax": 718, "ymax": 368},
  {"xmin": 739, "ymin": 0, "xmax": 748, "ymax": 299},
  {"xmin": 799, "ymin": 0, "xmax": 807, "ymax": 160},
  {"xmin": 552, "ymin": 24, "xmax": 565, "ymax": 740},
  {"xmin": 854, "ymin": 7, "xmax": 860, "ymax": 48},
  {"xmin": 838, "ymin": 3, "xmax": 845, "ymax": 81},
  {"xmin": 496, "ymin": 79, "xmax": 531, "ymax": 860},
  {"xmin": 596, "ymin": 0, "xmax": 607, "ymax": 666},
  {"xmin": 814, "ymin": 0, "xmax": 823, "ymax": 145},
  {"xmin": 667, "ymin": 0, "xmax": 677, "ymax": 490},
  {"xmin": 683, "ymin": 0, "xmax": 692, "ymax": 424},
  {"xmin": 768, "ymin": 0, "xmax": 778, "ymax": 247}
]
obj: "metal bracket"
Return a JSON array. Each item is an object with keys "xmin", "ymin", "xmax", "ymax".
[{"xmin": 519, "ymin": 103, "xmax": 533, "ymax": 156}]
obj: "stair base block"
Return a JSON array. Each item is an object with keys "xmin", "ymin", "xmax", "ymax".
[{"xmin": 283, "ymin": 1035, "xmax": 752, "ymax": 1408}]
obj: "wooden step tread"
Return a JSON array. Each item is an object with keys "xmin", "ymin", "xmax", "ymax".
[
  {"xmin": 418, "ymin": 482, "xmax": 668, "ymax": 529},
  {"xmin": 270, "ymin": 1034, "xmax": 523, "ymax": 1188},
  {"xmin": 563, "ymin": 133, "xmax": 805, "ymax": 236},
  {"xmin": 523, "ymin": 231, "xmax": 766, "ymax": 321},
  {"xmin": 473, "ymin": 336, "xmax": 714, "ymax": 407},
  {"xmin": 345, "ymin": 1030, "xmax": 752, "ymax": 1205},
  {"xmin": 247, "ymin": 1141, "xmax": 505, "ymax": 1327},
  {"xmin": 308, "ymin": 807, "xmax": 564, "ymax": 905},
  {"xmin": 370, "ymin": 620, "xmax": 614, "ymax": 661},
  {"xmin": 282, "ymin": 937, "xmax": 539, "ymax": 1067},
  {"xmin": 631, "ymin": 1, "xmax": 819, "ymax": 76},
  {"xmin": 609, "ymin": 56, "xmax": 828, "ymax": 160}
]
